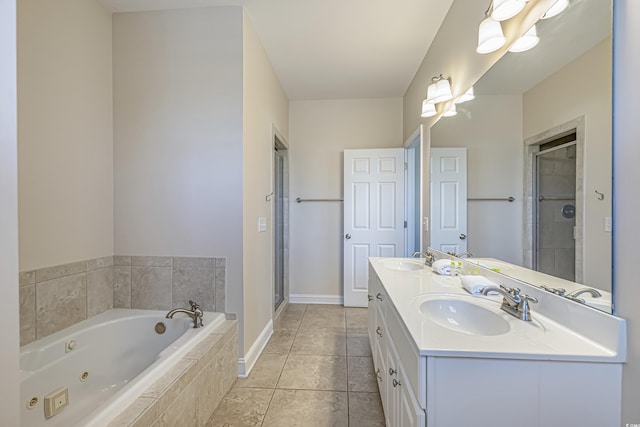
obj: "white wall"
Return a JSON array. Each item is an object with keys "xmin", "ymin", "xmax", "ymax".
[
  {"xmin": 112, "ymin": 7, "xmax": 245, "ymax": 348},
  {"xmin": 0, "ymin": 0, "xmax": 20, "ymax": 423},
  {"xmin": 614, "ymin": 0, "xmax": 640, "ymax": 422},
  {"xmin": 524, "ymin": 38, "xmax": 612, "ymax": 290},
  {"xmin": 18, "ymin": 0, "xmax": 113, "ymax": 271},
  {"xmin": 289, "ymin": 98, "xmax": 402, "ymax": 301},
  {"xmin": 430, "ymin": 94, "xmax": 524, "ymax": 264},
  {"xmin": 242, "ymin": 12, "xmax": 289, "ymax": 353}
]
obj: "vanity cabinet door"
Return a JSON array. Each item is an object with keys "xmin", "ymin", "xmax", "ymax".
[{"xmin": 386, "ymin": 330, "xmax": 425, "ymax": 427}]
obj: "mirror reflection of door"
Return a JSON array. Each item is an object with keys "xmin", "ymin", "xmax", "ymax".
[
  {"xmin": 429, "ymin": 147, "xmax": 467, "ymax": 254},
  {"xmin": 534, "ymin": 135, "xmax": 578, "ymax": 281}
]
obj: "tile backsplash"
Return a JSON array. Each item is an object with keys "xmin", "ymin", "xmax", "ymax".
[{"xmin": 19, "ymin": 255, "xmax": 226, "ymax": 347}]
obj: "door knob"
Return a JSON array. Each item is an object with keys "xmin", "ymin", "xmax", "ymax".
[
  {"xmin": 345, "ymin": 234, "xmax": 351, "ymax": 240},
  {"xmin": 459, "ymin": 233, "xmax": 467, "ymax": 240}
]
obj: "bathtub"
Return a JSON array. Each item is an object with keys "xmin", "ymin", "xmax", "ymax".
[{"xmin": 20, "ymin": 309, "xmax": 227, "ymax": 427}]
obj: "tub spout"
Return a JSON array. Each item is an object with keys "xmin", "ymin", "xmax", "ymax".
[{"xmin": 166, "ymin": 300, "xmax": 204, "ymax": 328}]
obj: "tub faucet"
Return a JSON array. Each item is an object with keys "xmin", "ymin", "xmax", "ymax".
[
  {"xmin": 481, "ymin": 285, "xmax": 538, "ymax": 321},
  {"xmin": 166, "ymin": 300, "xmax": 204, "ymax": 328},
  {"xmin": 412, "ymin": 251, "xmax": 435, "ymax": 266}
]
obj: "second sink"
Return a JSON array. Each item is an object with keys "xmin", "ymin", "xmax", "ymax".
[{"xmin": 419, "ymin": 296, "xmax": 510, "ymax": 336}]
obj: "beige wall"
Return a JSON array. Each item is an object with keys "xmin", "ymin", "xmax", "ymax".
[
  {"xmin": 289, "ymin": 98, "xmax": 402, "ymax": 300},
  {"xmin": 242, "ymin": 12, "xmax": 289, "ymax": 353},
  {"xmin": 112, "ymin": 7, "xmax": 246, "ymax": 349},
  {"xmin": 18, "ymin": 0, "xmax": 114, "ymax": 271},
  {"xmin": 614, "ymin": 1, "xmax": 640, "ymax": 422},
  {"xmin": 523, "ymin": 38, "xmax": 612, "ymax": 290},
  {"xmin": 430, "ymin": 94, "xmax": 524, "ymax": 263},
  {"xmin": 0, "ymin": 0, "xmax": 20, "ymax": 422}
]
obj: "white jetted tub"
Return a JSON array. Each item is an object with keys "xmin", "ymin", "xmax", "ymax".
[{"xmin": 20, "ymin": 309, "xmax": 226, "ymax": 427}]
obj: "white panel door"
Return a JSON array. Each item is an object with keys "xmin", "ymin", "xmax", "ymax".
[
  {"xmin": 344, "ymin": 148, "xmax": 405, "ymax": 307},
  {"xmin": 430, "ymin": 148, "xmax": 467, "ymax": 254}
]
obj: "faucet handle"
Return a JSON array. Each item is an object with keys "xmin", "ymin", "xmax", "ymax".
[
  {"xmin": 522, "ymin": 294, "xmax": 538, "ymax": 304},
  {"xmin": 189, "ymin": 300, "xmax": 200, "ymax": 310}
]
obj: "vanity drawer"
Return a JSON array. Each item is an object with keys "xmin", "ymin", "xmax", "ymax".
[{"xmin": 385, "ymin": 302, "xmax": 427, "ymax": 409}]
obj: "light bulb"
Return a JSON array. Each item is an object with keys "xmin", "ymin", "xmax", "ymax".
[
  {"xmin": 421, "ymin": 100, "xmax": 437, "ymax": 118},
  {"xmin": 509, "ymin": 25, "xmax": 539, "ymax": 53},
  {"xmin": 455, "ymin": 87, "xmax": 475, "ymax": 104},
  {"xmin": 477, "ymin": 17, "xmax": 506, "ymax": 54},
  {"xmin": 443, "ymin": 104, "xmax": 457, "ymax": 117},
  {"xmin": 434, "ymin": 77, "xmax": 453, "ymax": 103},
  {"xmin": 491, "ymin": 0, "xmax": 528, "ymax": 21}
]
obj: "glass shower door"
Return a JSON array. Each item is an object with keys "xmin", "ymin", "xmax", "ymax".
[{"xmin": 534, "ymin": 143, "xmax": 577, "ymax": 281}]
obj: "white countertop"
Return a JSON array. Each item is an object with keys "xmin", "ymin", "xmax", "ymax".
[{"xmin": 369, "ymin": 257, "xmax": 626, "ymax": 363}]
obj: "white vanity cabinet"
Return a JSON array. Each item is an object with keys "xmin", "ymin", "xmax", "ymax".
[
  {"xmin": 368, "ymin": 266, "xmax": 425, "ymax": 427},
  {"xmin": 367, "ymin": 260, "xmax": 625, "ymax": 427}
]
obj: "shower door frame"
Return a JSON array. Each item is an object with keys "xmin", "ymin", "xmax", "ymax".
[{"xmin": 523, "ymin": 116, "xmax": 585, "ymax": 283}]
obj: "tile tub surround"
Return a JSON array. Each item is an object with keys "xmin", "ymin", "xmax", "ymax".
[
  {"xmin": 19, "ymin": 256, "xmax": 114, "ymax": 345},
  {"xmin": 19, "ymin": 255, "xmax": 227, "ymax": 347},
  {"xmin": 113, "ymin": 256, "xmax": 226, "ymax": 313},
  {"xmin": 107, "ymin": 320, "xmax": 238, "ymax": 427}
]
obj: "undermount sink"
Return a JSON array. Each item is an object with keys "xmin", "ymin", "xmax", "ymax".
[
  {"xmin": 380, "ymin": 259, "xmax": 425, "ymax": 271},
  {"xmin": 419, "ymin": 296, "xmax": 510, "ymax": 336}
]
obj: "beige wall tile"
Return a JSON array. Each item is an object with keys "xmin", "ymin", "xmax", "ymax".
[
  {"xmin": 114, "ymin": 266, "xmax": 132, "ymax": 308},
  {"xmin": 214, "ymin": 257, "xmax": 225, "ymax": 268},
  {"xmin": 87, "ymin": 267, "xmax": 114, "ymax": 317},
  {"xmin": 131, "ymin": 266, "xmax": 172, "ymax": 309},
  {"xmin": 142, "ymin": 358, "xmax": 197, "ymax": 414},
  {"xmin": 35, "ymin": 260, "xmax": 86, "ymax": 283},
  {"xmin": 214, "ymin": 267, "xmax": 225, "ymax": 313},
  {"xmin": 172, "ymin": 267, "xmax": 215, "ymax": 312},
  {"xmin": 19, "ymin": 271, "xmax": 35, "ymax": 287},
  {"xmin": 173, "ymin": 257, "xmax": 215, "ymax": 268},
  {"xmin": 107, "ymin": 397, "xmax": 158, "ymax": 427},
  {"xmin": 131, "ymin": 256, "xmax": 172, "ymax": 267},
  {"xmin": 36, "ymin": 273, "xmax": 86, "ymax": 338},
  {"xmin": 153, "ymin": 375, "xmax": 198, "ymax": 427},
  {"xmin": 87, "ymin": 255, "xmax": 114, "ymax": 271},
  {"xmin": 19, "ymin": 285, "xmax": 36, "ymax": 346},
  {"xmin": 114, "ymin": 255, "xmax": 131, "ymax": 266}
]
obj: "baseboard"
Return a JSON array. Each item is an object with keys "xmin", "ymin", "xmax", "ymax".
[
  {"xmin": 237, "ymin": 319, "xmax": 273, "ymax": 378},
  {"xmin": 289, "ymin": 294, "xmax": 344, "ymax": 305}
]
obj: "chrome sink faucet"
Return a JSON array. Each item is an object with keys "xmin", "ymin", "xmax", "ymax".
[
  {"xmin": 412, "ymin": 251, "xmax": 435, "ymax": 266},
  {"xmin": 481, "ymin": 285, "xmax": 538, "ymax": 321},
  {"xmin": 565, "ymin": 288, "xmax": 602, "ymax": 304},
  {"xmin": 166, "ymin": 300, "xmax": 204, "ymax": 328},
  {"xmin": 454, "ymin": 252, "xmax": 474, "ymax": 258}
]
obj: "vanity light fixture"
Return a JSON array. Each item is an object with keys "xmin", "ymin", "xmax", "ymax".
[
  {"xmin": 421, "ymin": 100, "xmax": 437, "ymax": 118},
  {"xmin": 455, "ymin": 86, "xmax": 475, "ymax": 104},
  {"xmin": 443, "ymin": 104, "xmax": 457, "ymax": 117},
  {"xmin": 425, "ymin": 75, "xmax": 453, "ymax": 104},
  {"xmin": 508, "ymin": 24, "xmax": 539, "ymax": 52},
  {"xmin": 477, "ymin": 14, "xmax": 506, "ymax": 54},
  {"xmin": 491, "ymin": 0, "xmax": 529, "ymax": 21},
  {"xmin": 540, "ymin": 0, "xmax": 569, "ymax": 19}
]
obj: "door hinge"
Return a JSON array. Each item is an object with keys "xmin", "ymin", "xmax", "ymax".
[
  {"xmin": 404, "ymin": 220, "xmax": 407, "ymax": 228},
  {"xmin": 404, "ymin": 162, "xmax": 408, "ymax": 171}
]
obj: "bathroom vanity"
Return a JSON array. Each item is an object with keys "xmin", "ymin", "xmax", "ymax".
[{"xmin": 368, "ymin": 256, "xmax": 626, "ymax": 427}]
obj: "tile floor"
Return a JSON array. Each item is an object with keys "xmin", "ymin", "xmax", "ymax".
[{"xmin": 207, "ymin": 304, "xmax": 385, "ymax": 427}]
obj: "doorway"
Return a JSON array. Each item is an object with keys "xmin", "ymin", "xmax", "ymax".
[
  {"xmin": 534, "ymin": 136, "xmax": 577, "ymax": 281},
  {"xmin": 524, "ymin": 117, "xmax": 584, "ymax": 282},
  {"xmin": 273, "ymin": 137, "xmax": 288, "ymax": 311}
]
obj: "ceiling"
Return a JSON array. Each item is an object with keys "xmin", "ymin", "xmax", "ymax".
[{"xmin": 97, "ymin": 0, "xmax": 454, "ymax": 100}]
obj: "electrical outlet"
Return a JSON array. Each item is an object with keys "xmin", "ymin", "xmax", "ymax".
[{"xmin": 44, "ymin": 387, "xmax": 68, "ymax": 419}]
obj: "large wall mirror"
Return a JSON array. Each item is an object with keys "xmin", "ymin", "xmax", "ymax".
[{"xmin": 430, "ymin": 0, "xmax": 612, "ymax": 312}]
